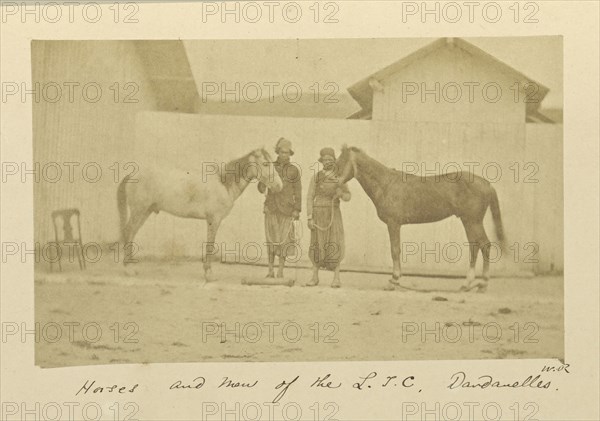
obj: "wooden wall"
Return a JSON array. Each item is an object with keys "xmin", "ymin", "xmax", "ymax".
[
  {"xmin": 32, "ymin": 41, "xmax": 561, "ymax": 275},
  {"xmin": 33, "ymin": 41, "xmax": 159, "ymax": 247},
  {"xmin": 132, "ymin": 112, "xmax": 563, "ymax": 275}
]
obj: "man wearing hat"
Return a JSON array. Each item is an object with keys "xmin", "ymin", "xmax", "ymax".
[
  {"xmin": 258, "ymin": 137, "xmax": 302, "ymax": 278},
  {"xmin": 306, "ymin": 147, "xmax": 351, "ymax": 288}
]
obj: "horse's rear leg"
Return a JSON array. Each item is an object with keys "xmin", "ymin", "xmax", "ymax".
[
  {"xmin": 477, "ymin": 226, "xmax": 493, "ymax": 293},
  {"xmin": 385, "ymin": 223, "xmax": 402, "ymax": 291},
  {"xmin": 461, "ymin": 221, "xmax": 490, "ymax": 292},
  {"xmin": 123, "ymin": 206, "xmax": 152, "ymax": 266},
  {"xmin": 203, "ymin": 217, "xmax": 222, "ymax": 282},
  {"xmin": 461, "ymin": 221, "xmax": 479, "ymax": 291}
]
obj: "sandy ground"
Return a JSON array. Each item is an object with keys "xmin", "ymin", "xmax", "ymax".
[{"xmin": 35, "ymin": 260, "xmax": 563, "ymax": 368}]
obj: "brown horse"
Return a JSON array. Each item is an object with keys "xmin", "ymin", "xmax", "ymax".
[
  {"xmin": 336, "ymin": 146, "xmax": 505, "ymax": 292},
  {"xmin": 117, "ymin": 148, "xmax": 283, "ymax": 282}
]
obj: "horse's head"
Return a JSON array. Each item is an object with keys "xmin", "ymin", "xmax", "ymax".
[
  {"xmin": 248, "ymin": 149, "xmax": 283, "ymax": 192},
  {"xmin": 336, "ymin": 144, "xmax": 359, "ymax": 184}
]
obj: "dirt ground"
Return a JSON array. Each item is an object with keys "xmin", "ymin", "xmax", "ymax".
[{"xmin": 35, "ymin": 260, "xmax": 564, "ymax": 368}]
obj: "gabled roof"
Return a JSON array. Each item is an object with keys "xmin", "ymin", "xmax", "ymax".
[{"xmin": 347, "ymin": 37, "xmax": 550, "ymax": 120}]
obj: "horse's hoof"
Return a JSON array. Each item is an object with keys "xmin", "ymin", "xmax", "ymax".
[
  {"xmin": 304, "ymin": 280, "xmax": 319, "ymax": 287},
  {"xmin": 475, "ymin": 283, "xmax": 488, "ymax": 293},
  {"xmin": 385, "ymin": 278, "xmax": 400, "ymax": 290},
  {"xmin": 331, "ymin": 281, "xmax": 341, "ymax": 289},
  {"xmin": 276, "ymin": 272, "xmax": 284, "ymax": 279},
  {"xmin": 266, "ymin": 273, "xmax": 275, "ymax": 278}
]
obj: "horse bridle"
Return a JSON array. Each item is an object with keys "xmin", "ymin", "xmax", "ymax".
[
  {"xmin": 255, "ymin": 150, "xmax": 284, "ymax": 193},
  {"xmin": 339, "ymin": 149, "xmax": 358, "ymax": 183},
  {"xmin": 350, "ymin": 150, "xmax": 358, "ymax": 179},
  {"xmin": 251, "ymin": 151, "xmax": 271, "ymax": 183}
]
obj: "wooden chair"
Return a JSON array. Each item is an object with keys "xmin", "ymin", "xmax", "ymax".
[{"xmin": 49, "ymin": 208, "xmax": 86, "ymax": 271}]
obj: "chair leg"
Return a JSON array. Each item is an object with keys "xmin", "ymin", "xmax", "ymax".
[
  {"xmin": 75, "ymin": 242, "xmax": 84, "ymax": 270},
  {"xmin": 57, "ymin": 244, "xmax": 62, "ymax": 272},
  {"xmin": 80, "ymin": 241, "xmax": 86, "ymax": 269}
]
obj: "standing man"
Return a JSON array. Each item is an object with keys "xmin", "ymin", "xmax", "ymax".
[
  {"xmin": 258, "ymin": 138, "xmax": 302, "ymax": 278},
  {"xmin": 306, "ymin": 147, "xmax": 351, "ymax": 288}
]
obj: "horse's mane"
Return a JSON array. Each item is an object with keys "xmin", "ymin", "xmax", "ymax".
[
  {"xmin": 344, "ymin": 145, "xmax": 410, "ymax": 176},
  {"xmin": 219, "ymin": 148, "xmax": 275, "ymax": 187},
  {"xmin": 220, "ymin": 150, "xmax": 254, "ymax": 187},
  {"xmin": 342, "ymin": 144, "xmax": 363, "ymax": 153}
]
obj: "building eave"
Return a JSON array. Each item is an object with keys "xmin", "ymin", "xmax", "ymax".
[{"xmin": 347, "ymin": 37, "xmax": 550, "ymax": 119}]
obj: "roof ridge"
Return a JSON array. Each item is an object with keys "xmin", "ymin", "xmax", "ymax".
[{"xmin": 346, "ymin": 37, "xmax": 550, "ymax": 119}]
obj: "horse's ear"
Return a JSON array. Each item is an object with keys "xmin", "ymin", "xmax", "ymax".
[
  {"xmin": 256, "ymin": 148, "xmax": 269, "ymax": 161},
  {"xmin": 341, "ymin": 144, "xmax": 348, "ymax": 151}
]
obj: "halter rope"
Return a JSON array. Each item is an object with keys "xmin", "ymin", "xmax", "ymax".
[
  {"xmin": 310, "ymin": 167, "xmax": 342, "ymax": 232},
  {"xmin": 311, "ymin": 199, "xmax": 336, "ymax": 232}
]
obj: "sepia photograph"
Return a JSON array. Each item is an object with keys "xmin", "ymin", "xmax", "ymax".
[{"xmin": 31, "ymin": 36, "xmax": 564, "ymax": 368}]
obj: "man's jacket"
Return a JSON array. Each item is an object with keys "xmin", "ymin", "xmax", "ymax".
[{"xmin": 258, "ymin": 160, "xmax": 302, "ymax": 217}]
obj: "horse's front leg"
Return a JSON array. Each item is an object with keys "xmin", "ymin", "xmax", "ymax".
[
  {"xmin": 266, "ymin": 246, "xmax": 275, "ymax": 278},
  {"xmin": 203, "ymin": 217, "xmax": 222, "ymax": 282},
  {"xmin": 385, "ymin": 223, "xmax": 402, "ymax": 291},
  {"xmin": 276, "ymin": 255, "xmax": 286, "ymax": 278}
]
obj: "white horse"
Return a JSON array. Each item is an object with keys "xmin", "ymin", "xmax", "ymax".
[{"xmin": 117, "ymin": 148, "xmax": 283, "ymax": 281}]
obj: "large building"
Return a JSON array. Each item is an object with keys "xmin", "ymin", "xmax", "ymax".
[{"xmin": 347, "ymin": 37, "xmax": 555, "ymax": 123}]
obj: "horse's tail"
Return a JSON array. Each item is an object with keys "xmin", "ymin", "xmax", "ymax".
[
  {"xmin": 489, "ymin": 187, "xmax": 505, "ymax": 249},
  {"xmin": 117, "ymin": 175, "xmax": 131, "ymax": 243}
]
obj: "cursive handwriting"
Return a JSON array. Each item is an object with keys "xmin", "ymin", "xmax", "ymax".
[
  {"xmin": 160, "ymin": 371, "xmax": 418, "ymax": 402},
  {"xmin": 448, "ymin": 371, "xmax": 551, "ymax": 389},
  {"xmin": 76, "ymin": 380, "xmax": 138, "ymax": 396},
  {"xmin": 353, "ymin": 371, "xmax": 377, "ymax": 390},
  {"xmin": 219, "ymin": 377, "xmax": 258, "ymax": 388},
  {"xmin": 272, "ymin": 375, "xmax": 299, "ymax": 403},
  {"xmin": 311, "ymin": 373, "xmax": 342, "ymax": 389},
  {"xmin": 170, "ymin": 377, "xmax": 206, "ymax": 390},
  {"xmin": 353, "ymin": 372, "xmax": 415, "ymax": 390}
]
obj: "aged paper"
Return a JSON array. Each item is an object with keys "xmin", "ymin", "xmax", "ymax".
[{"xmin": 1, "ymin": 1, "xmax": 598, "ymax": 420}]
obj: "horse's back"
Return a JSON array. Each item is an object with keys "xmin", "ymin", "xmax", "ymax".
[
  {"xmin": 125, "ymin": 166, "xmax": 230, "ymax": 219},
  {"xmin": 384, "ymin": 171, "xmax": 492, "ymax": 223}
]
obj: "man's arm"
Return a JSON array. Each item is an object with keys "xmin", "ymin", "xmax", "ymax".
[
  {"xmin": 293, "ymin": 166, "xmax": 302, "ymax": 215},
  {"xmin": 306, "ymin": 174, "xmax": 316, "ymax": 219}
]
